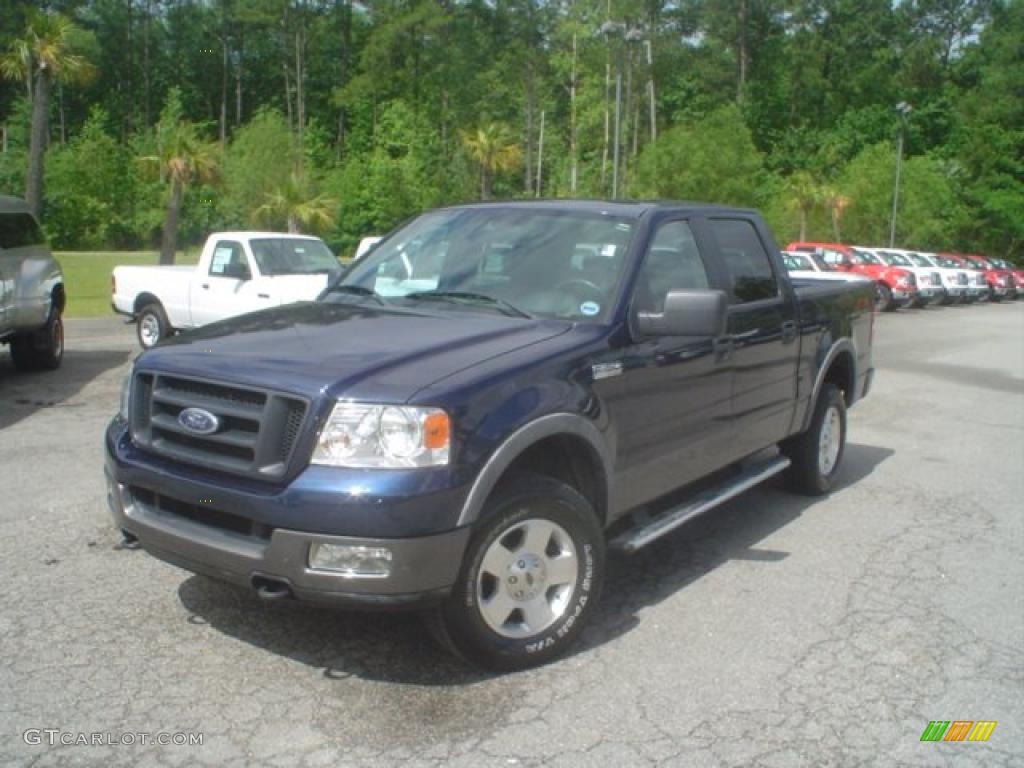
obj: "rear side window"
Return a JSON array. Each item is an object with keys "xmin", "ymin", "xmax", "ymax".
[
  {"xmin": 0, "ymin": 212, "xmax": 45, "ymax": 248},
  {"xmin": 711, "ymin": 219, "xmax": 777, "ymax": 303}
]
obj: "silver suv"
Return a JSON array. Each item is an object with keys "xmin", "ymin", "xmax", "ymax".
[{"xmin": 0, "ymin": 196, "xmax": 65, "ymax": 370}]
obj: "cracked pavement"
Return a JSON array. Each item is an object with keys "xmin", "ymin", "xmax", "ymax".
[{"xmin": 1, "ymin": 303, "xmax": 1022, "ymax": 767}]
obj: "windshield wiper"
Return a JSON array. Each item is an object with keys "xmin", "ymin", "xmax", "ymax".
[
  {"xmin": 405, "ymin": 291, "xmax": 533, "ymax": 319},
  {"xmin": 325, "ymin": 284, "xmax": 386, "ymax": 305}
]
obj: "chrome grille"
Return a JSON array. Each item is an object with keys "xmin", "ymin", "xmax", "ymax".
[
  {"xmin": 957, "ymin": 272, "xmax": 968, "ymax": 285},
  {"xmin": 930, "ymin": 272, "xmax": 941, "ymax": 286},
  {"xmin": 130, "ymin": 373, "xmax": 308, "ymax": 480}
]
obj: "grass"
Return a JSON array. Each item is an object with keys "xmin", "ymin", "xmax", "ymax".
[{"xmin": 55, "ymin": 250, "xmax": 200, "ymax": 318}]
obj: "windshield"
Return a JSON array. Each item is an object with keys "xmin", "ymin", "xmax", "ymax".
[
  {"xmin": 250, "ymin": 238, "xmax": 340, "ymax": 276},
  {"xmin": 908, "ymin": 254, "xmax": 932, "ymax": 267},
  {"xmin": 851, "ymin": 248, "xmax": 880, "ymax": 265},
  {"xmin": 782, "ymin": 253, "xmax": 813, "ymax": 270},
  {"xmin": 937, "ymin": 257, "xmax": 960, "ymax": 269},
  {"xmin": 331, "ymin": 208, "xmax": 637, "ymax": 322},
  {"xmin": 879, "ymin": 250, "xmax": 913, "ymax": 267}
]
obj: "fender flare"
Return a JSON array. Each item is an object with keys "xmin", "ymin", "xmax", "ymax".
[
  {"xmin": 800, "ymin": 338, "xmax": 857, "ymax": 432},
  {"xmin": 456, "ymin": 413, "xmax": 613, "ymax": 527}
]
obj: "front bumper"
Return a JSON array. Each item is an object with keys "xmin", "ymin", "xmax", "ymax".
[
  {"xmin": 913, "ymin": 286, "xmax": 944, "ymax": 304},
  {"xmin": 892, "ymin": 289, "xmax": 915, "ymax": 306},
  {"xmin": 105, "ymin": 420, "xmax": 471, "ymax": 608}
]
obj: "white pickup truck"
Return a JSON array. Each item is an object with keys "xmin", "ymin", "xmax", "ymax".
[{"xmin": 112, "ymin": 232, "xmax": 341, "ymax": 348}]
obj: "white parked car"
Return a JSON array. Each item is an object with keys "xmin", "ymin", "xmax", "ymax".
[
  {"xmin": 353, "ymin": 236, "xmax": 383, "ymax": 261},
  {"xmin": 112, "ymin": 232, "xmax": 341, "ymax": 348},
  {"xmin": 780, "ymin": 251, "xmax": 872, "ymax": 283},
  {"xmin": 856, "ymin": 247, "xmax": 944, "ymax": 307},
  {"xmin": 917, "ymin": 252, "xmax": 986, "ymax": 302}
]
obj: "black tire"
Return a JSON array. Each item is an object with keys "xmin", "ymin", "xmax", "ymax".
[
  {"xmin": 875, "ymin": 283, "xmax": 895, "ymax": 312},
  {"xmin": 136, "ymin": 302, "xmax": 170, "ymax": 349},
  {"xmin": 781, "ymin": 383, "xmax": 847, "ymax": 496},
  {"xmin": 425, "ymin": 473, "xmax": 605, "ymax": 672},
  {"xmin": 9, "ymin": 309, "xmax": 63, "ymax": 371}
]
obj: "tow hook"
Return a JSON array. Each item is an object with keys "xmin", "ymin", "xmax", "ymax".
[{"xmin": 252, "ymin": 576, "xmax": 293, "ymax": 601}]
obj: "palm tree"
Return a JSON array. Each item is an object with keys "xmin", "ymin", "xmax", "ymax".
[
  {"xmin": 254, "ymin": 173, "xmax": 336, "ymax": 234},
  {"xmin": 0, "ymin": 12, "xmax": 93, "ymax": 218},
  {"xmin": 141, "ymin": 91, "xmax": 219, "ymax": 264},
  {"xmin": 823, "ymin": 186, "xmax": 852, "ymax": 242},
  {"xmin": 783, "ymin": 171, "xmax": 823, "ymax": 242},
  {"xmin": 460, "ymin": 123, "xmax": 520, "ymax": 200}
]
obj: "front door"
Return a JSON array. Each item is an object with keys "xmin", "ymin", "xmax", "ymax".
[
  {"xmin": 190, "ymin": 239, "xmax": 266, "ymax": 326},
  {"xmin": 708, "ymin": 218, "xmax": 800, "ymax": 458},
  {"xmin": 612, "ymin": 218, "xmax": 735, "ymax": 512}
]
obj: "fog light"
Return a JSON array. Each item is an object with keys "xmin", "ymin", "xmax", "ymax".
[{"xmin": 308, "ymin": 543, "xmax": 392, "ymax": 578}]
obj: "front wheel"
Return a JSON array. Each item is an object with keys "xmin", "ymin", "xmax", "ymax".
[
  {"xmin": 782, "ymin": 383, "xmax": 847, "ymax": 496},
  {"xmin": 425, "ymin": 474, "xmax": 605, "ymax": 671},
  {"xmin": 874, "ymin": 283, "xmax": 895, "ymax": 312},
  {"xmin": 136, "ymin": 302, "xmax": 170, "ymax": 349}
]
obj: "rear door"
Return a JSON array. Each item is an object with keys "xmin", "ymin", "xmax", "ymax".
[
  {"xmin": 708, "ymin": 217, "xmax": 800, "ymax": 458},
  {"xmin": 612, "ymin": 217, "xmax": 735, "ymax": 510}
]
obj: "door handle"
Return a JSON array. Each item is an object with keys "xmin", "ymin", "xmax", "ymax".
[
  {"xmin": 201, "ymin": 283, "xmax": 210, "ymax": 290},
  {"xmin": 781, "ymin": 320, "xmax": 797, "ymax": 343},
  {"xmin": 258, "ymin": 293, "xmax": 270, "ymax": 299}
]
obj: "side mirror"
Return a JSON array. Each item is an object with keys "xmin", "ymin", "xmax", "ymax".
[
  {"xmin": 637, "ymin": 289, "xmax": 728, "ymax": 338},
  {"xmin": 223, "ymin": 262, "xmax": 251, "ymax": 280}
]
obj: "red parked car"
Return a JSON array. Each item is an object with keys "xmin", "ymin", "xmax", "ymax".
[
  {"xmin": 953, "ymin": 254, "xmax": 1015, "ymax": 301},
  {"xmin": 786, "ymin": 241, "xmax": 917, "ymax": 311},
  {"xmin": 988, "ymin": 258, "xmax": 1023, "ymax": 299}
]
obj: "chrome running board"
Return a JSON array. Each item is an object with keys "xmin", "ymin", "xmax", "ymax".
[{"xmin": 610, "ymin": 455, "xmax": 791, "ymax": 554}]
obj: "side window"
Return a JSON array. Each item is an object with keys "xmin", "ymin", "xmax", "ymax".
[
  {"xmin": 710, "ymin": 219, "xmax": 777, "ymax": 303},
  {"xmin": 0, "ymin": 213, "xmax": 45, "ymax": 248},
  {"xmin": 634, "ymin": 220, "xmax": 710, "ymax": 313},
  {"xmin": 208, "ymin": 241, "xmax": 249, "ymax": 278}
]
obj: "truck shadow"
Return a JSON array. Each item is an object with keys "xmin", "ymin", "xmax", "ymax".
[
  {"xmin": 175, "ymin": 442, "xmax": 894, "ymax": 685},
  {"xmin": 0, "ymin": 349, "xmax": 131, "ymax": 430}
]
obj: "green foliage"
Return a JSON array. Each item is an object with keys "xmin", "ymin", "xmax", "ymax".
[
  {"xmin": 43, "ymin": 107, "xmax": 138, "ymax": 248},
  {"xmin": 220, "ymin": 108, "xmax": 296, "ymax": 228},
  {"xmin": 0, "ymin": 0, "xmax": 1017, "ymax": 258},
  {"xmin": 633, "ymin": 105, "xmax": 766, "ymax": 207},
  {"xmin": 839, "ymin": 142, "xmax": 962, "ymax": 248}
]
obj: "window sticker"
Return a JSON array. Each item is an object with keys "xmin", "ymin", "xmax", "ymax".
[{"xmin": 580, "ymin": 301, "xmax": 600, "ymax": 317}]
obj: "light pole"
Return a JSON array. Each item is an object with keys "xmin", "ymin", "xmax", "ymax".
[{"xmin": 889, "ymin": 101, "xmax": 912, "ymax": 248}]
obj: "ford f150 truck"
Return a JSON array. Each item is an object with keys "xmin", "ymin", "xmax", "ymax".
[
  {"xmin": 111, "ymin": 232, "xmax": 341, "ymax": 348},
  {"xmin": 105, "ymin": 202, "xmax": 875, "ymax": 670},
  {"xmin": 0, "ymin": 196, "xmax": 65, "ymax": 370}
]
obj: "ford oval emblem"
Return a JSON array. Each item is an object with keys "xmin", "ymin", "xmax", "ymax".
[{"xmin": 178, "ymin": 407, "xmax": 220, "ymax": 435}]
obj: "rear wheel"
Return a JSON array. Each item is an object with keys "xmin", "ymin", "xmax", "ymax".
[
  {"xmin": 782, "ymin": 383, "xmax": 847, "ymax": 496},
  {"xmin": 425, "ymin": 473, "xmax": 605, "ymax": 671},
  {"xmin": 136, "ymin": 302, "xmax": 170, "ymax": 348},
  {"xmin": 9, "ymin": 308, "xmax": 63, "ymax": 371}
]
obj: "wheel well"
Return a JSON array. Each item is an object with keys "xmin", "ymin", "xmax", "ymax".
[
  {"xmin": 823, "ymin": 351, "xmax": 855, "ymax": 406},
  {"xmin": 133, "ymin": 292, "xmax": 162, "ymax": 314},
  {"xmin": 498, "ymin": 435, "xmax": 608, "ymax": 523},
  {"xmin": 52, "ymin": 284, "xmax": 66, "ymax": 313}
]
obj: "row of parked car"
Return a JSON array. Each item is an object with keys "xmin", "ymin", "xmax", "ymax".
[{"xmin": 782, "ymin": 241, "xmax": 1024, "ymax": 311}]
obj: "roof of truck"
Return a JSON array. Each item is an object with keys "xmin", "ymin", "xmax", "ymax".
[
  {"xmin": 439, "ymin": 199, "xmax": 758, "ymax": 218},
  {"xmin": 211, "ymin": 231, "xmax": 327, "ymax": 239},
  {"xmin": 0, "ymin": 195, "xmax": 32, "ymax": 214}
]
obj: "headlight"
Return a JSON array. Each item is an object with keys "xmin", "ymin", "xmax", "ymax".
[
  {"xmin": 119, "ymin": 366, "xmax": 133, "ymax": 420},
  {"xmin": 312, "ymin": 402, "xmax": 450, "ymax": 468}
]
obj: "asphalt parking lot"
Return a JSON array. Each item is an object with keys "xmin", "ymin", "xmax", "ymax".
[{"xmin": 1, "ymin": 303, "xmax": 1022, "ymax": 767}]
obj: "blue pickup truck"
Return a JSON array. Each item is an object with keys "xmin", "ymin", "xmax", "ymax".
[{"xmin": 105, "ymin": 201, "xmax": 874, "ymax": 670}]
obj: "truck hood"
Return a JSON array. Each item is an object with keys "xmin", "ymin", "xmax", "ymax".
[{"xmin": 139, "ymin": 301, "xmax": 572, "ymax": 402}]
